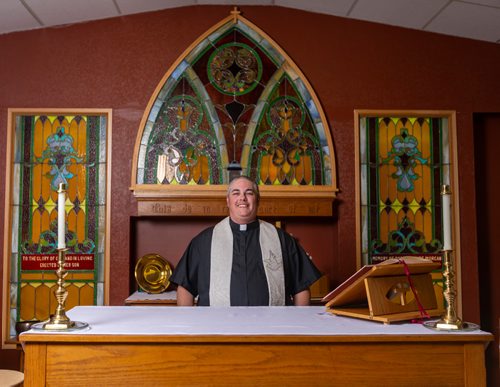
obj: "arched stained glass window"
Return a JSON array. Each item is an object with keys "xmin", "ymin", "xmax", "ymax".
[{"xmin": 133, "ymin": 10, "xmax": 335, "ymax": 190}]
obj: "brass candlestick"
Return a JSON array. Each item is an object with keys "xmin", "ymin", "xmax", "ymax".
[
  {"xmin": 43, "ymin": 248, "xmax": 75, "ymax": 330},
  {"xmin": 32, "ymin": 248, "xmax": 89, "ymax": 331},
  {"xmin": 424, "ymin": 249, "xmax": 478, "ymax": 331},
  {"xmin": 439, "ymin": 250, "xmax": 461, "ymax": 328}
]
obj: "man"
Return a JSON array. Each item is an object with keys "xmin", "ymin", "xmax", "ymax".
[{"xmin": 170, "ymin": 176, "xmax": 322, "ymax": 306}]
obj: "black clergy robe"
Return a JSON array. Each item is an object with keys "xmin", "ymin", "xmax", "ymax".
[{"xmin": 170, "ymin": 218, "xmax": 322, "ymax": 306}]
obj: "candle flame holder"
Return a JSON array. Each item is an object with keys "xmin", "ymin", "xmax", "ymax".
[{"xmin": 32, "ymin": 184, "xmax": 89, "ymax": 331}]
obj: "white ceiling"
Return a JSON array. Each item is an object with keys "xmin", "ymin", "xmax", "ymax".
[{"xmin": 1, "ymin": 0, "xmax": 500, "ymax": 43}]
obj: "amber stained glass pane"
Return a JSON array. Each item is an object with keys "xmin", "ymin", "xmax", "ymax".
[
  {"xmin": 367, "ymin": 117, "xmax": 443, "ymax": 262},
  {"xmin": 12, "ymin": 114, "xmax": 105, "ymax": 331}
]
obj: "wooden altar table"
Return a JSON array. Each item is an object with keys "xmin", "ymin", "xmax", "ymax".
[{"xmin": 20, "ymin": 306, "xmax": 492, "ymax": 386}]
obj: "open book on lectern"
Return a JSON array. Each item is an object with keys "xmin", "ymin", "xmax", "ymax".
[{"xmin": 322, "ymin": 257, "xmax": 443, "ymax": 323}]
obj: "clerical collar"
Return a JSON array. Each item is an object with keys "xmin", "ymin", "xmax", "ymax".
[{"xmin": 229, "ymin": 218, "xmax": 259, "ymax": 232}]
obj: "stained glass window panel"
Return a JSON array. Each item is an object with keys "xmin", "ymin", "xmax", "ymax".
[
  {"xmin": 5, "ymin": 113, "xmax": 109, "ymax": 342},
  {"xmin": 359, "ymin": 114, "xmax": 452, "ymax": 309},
  {"xmin": 361, "ymin": 116, "xmax": 448, "ymax": 265}
]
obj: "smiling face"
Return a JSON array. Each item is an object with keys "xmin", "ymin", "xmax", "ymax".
[{"xmin": 226, "ymin": 177, "xmax": 259, "ymax": 224}]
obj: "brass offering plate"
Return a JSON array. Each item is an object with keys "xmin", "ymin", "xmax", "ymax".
[{"xmin": 135, "ymin": 253, "xmax": 172, "ymax": 294}]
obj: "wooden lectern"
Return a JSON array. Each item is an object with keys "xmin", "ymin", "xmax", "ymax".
[{"xmin": 323, "ymin": 258, "xmax": 443, "ymax": 323}]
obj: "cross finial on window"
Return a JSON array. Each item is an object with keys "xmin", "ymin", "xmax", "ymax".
[{"xmin": 230, "ymin": 7, "xmax": 240, "ymax": 23}]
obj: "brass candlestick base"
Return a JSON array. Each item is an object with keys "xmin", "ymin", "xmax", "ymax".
[
  {"xmin": 32, "ymin": 248, "xmax": 89, "ymax": 331},
  {"xmin": 424, "ymin": 250, "xmax": 478, "ymax": 331}
]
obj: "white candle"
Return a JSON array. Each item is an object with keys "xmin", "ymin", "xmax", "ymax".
[
  {"xmin": 57, "ymin": 184, "xmax": 66, "ymax": 249},
  {"xmin": 442, "ymin": 186, "xmax": 452, "ymax": 250}
]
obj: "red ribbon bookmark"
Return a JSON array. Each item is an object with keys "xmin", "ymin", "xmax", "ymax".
[{"xmin": 398, "ymin": 259, "xmax": 430, "ymax": 323}]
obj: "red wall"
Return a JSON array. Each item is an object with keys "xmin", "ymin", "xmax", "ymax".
[
  {"xmin": 1, "ymin": 6, "xmax": 499, "ymax": 354},
  {"xmin": 475, "ymin": 113, "xmax": 500, "ymax": 385}
]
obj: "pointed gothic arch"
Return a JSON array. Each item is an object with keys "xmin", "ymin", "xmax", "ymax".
[{"xmin": 130, "ymin": 9, "xmax": 338, "ymax": 216}]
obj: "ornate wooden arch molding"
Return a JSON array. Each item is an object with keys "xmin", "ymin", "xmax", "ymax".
[{"xmin": 130, "ymin": 8, "xmax": 338, "ymax": 217}]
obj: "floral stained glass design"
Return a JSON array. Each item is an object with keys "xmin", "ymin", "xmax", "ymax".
[
  {"xmin": 250, "ymin": 77, "xmax": 323, "ymax": 185},
  {"xmin": 207, "ymin": 42, "xmax": 263, "ymax": 96},
  {"xmin": 6, "ymin": 114, "xmax": 108, "ymax": 341},
  {"xmin": 136, "ymin": 14, "xmax": 331, "ymax": 186},
  {"xmin": 360, "ymin": 116, "xmax": 449, "ymax": 264}
]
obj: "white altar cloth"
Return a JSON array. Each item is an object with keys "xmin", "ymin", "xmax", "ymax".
[{"xmin": 21, "ymin": 306, "xmax": 489, "ymax": 337}]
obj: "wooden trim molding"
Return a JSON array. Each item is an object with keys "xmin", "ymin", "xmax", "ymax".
[{"xmin": 132, "ymin": 184, "xmax": 337, "ymax": 217}]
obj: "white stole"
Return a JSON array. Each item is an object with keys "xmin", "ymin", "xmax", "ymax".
[{"xmin": 209, "ymin": 217, "xmax": 285, "ymax": 306}]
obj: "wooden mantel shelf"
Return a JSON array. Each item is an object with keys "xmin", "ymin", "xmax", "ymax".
[{"xmin": 131, "ymin": 184, "xmax": 337, "ymax": 217}]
